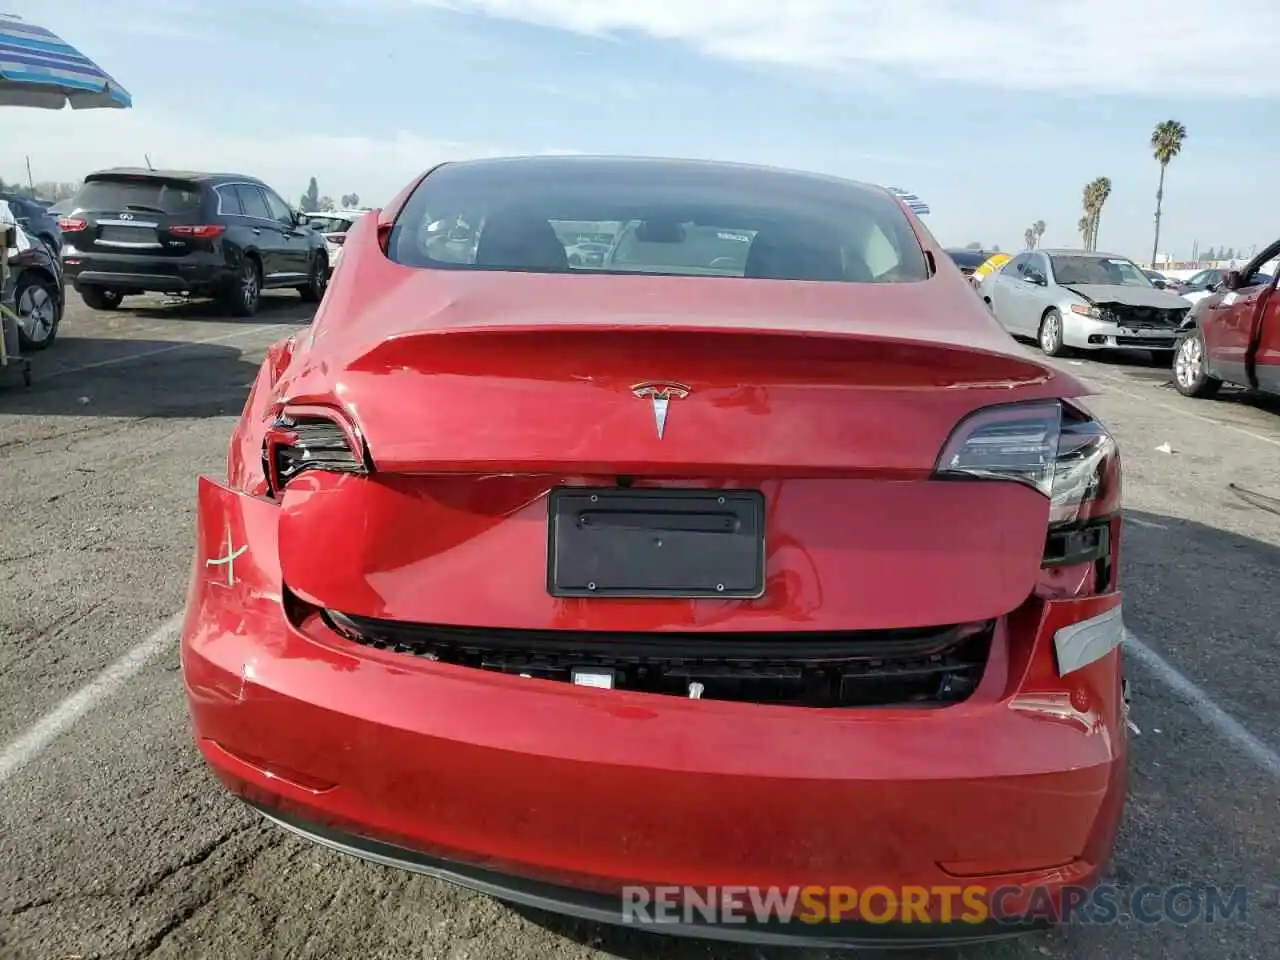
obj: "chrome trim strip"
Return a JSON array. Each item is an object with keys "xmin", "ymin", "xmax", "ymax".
[
  {"xmin": 98, "ymin": 218, "xmax": 159, "ymax": 228},
  {"xmin": 1054, "ymin": 605, "xmax": 1124, "ymax": 675},
  {"xmin": 95, "ymin": 240, "xmax": 163, "ymax": 249}
]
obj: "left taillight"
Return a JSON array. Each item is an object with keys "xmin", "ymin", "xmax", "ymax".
[
  {"xmin": 262, "ymin": 412, "xmax": 368, "ymax": 498},
  {"xmin": 58, "ymin": 217, "xmax": 87, "ymax": 232},
  {"xmin": 170, "ymin": 224, "xmax": 226, "ymax": 238},
  {"xmin": 933, "ymin": 399, "xmax": 1121, "ymax": 570}
]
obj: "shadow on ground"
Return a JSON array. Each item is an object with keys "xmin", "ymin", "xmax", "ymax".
[
  {"xmin": 119, "ymin": 293, "xmax": 314, "ymax": 321},
  {"xmin": 0, "ymin": 337, "xmax": 267, "ymax": 418}
]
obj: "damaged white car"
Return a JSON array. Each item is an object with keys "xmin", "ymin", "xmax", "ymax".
[{"xmin": 978, "ymin": 248, "xmax": 1192, "ymax": 358}]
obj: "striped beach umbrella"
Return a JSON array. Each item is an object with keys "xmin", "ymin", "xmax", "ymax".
[
  {"xmin": 0, "ymin": 13, "xmax": 131, "ymax": 109},
  {"xmin": 886, "ymin": 186, "xmax": 930, "ymax": 216}
]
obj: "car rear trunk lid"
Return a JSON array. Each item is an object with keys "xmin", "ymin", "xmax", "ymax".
[{"xmin": 72, "ymin": 174, "xmax": 207, "ymax": 256}]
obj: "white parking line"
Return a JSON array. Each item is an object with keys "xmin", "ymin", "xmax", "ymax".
[
  {"xmin": 0, "ymin": 613, "xmax": 182, "ymax": 787},
  {"xmin": 1082, "ymin": 370, "xmax": 1280, "ymax": 450},
  {"xmin": 1, "ymin": 613, "xmax": 1277, "ymax": 788},
  {"xmin": 1124, "ymin": 516, "xmax": 1169, "ymax": 530},
  {"xmin": 1125, "ymin": 631, "xmax": 1280, "ymax": 778},
  {"xmin": 39, "ymin": 323, "xmax": 297, "ymax": 380}
]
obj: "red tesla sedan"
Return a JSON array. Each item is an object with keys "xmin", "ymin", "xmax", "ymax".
[{"xmin": 181, "ymin": 156, "xmax": 1128, "ymax": 949}]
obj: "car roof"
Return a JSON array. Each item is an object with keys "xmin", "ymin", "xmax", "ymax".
[
  {"xmin": 83, "ymin": 167, "xmax": 263, "ymax": 185},
  {"xmin": 424, "ymin": 154, "xmax": 902, "ymax": 204}
]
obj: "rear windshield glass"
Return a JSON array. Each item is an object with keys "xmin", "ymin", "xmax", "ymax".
[
  {"xmin": 387, "ymin": 159, "xmax": 930, "ymax": 283},
  {"xmin": 75, "ymin": 178, "xmax": 203, "ymax": 215}
]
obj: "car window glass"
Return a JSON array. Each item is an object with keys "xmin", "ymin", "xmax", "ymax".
[
  {"xmin": 217, "ymin": 186, "xmax": 243, "ymax": 216},
  {"xmin": 234, "ymin": 184, "xmax": 272, "ymax": 220},
  {"xmin": 74, "ymin": 178, "xmax": 203, "ymax": 215},
  {"xmin": 263, "ymin": 189, "xmax": 293, "ymax": 223},
  {"xmin": 1049, "ymin": 255, "xmax": 1153, "ymax": 287},
  {"xmin": 1003, "ymin": 253, "xmax": 1030, "ymax": 275},
  {"xmin": 388, "ymin": 161, "xmax": 930, "ymax": 283}
]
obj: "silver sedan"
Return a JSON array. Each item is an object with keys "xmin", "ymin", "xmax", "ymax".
[{"xmin": 977, "ymin": 248, "xmax": 1192, "ymax": 357}]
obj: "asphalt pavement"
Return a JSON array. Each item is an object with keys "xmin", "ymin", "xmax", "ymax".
[{"xmin": 0, "ymin": 292, "xmax": 1277, "ymax": 960}]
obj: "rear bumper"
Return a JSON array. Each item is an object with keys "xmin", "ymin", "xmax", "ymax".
[
  {"xmin": 61, "ymin": 248, "xmax": 231, "ymax": 294},
  {"xmin": 182, "ymin": 477, "xmax": 1129, "ymax": 944},
  {"xmin": 246, "ymin": 799, "xmax": 1051, "ymax": 948}
]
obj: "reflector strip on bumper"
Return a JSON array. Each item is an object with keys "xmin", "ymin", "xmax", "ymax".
[{"xmin": 1053, "ymin": 605, "xmax": 1124, "ymax": 675}]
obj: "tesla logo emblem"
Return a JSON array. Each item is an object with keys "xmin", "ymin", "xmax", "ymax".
[
  {"xmin": 206, "ymin": 521, "xmax": 247, "ymax": 587},
  {"xmin": 118, "ymin": 212, "xmax": 134, "ymax": 220},
  {"xmin": 631, "ymin": 381, "xmax": 690, "ymax": 439}
]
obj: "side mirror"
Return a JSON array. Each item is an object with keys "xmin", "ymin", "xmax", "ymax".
[
  {"xmin": 1024, "ymin": 270, "xmax": 1046, "ymax": 285},
  {"xmin": 1222, "ymin": 270, "xmax": 1243, "ymax": 292}
]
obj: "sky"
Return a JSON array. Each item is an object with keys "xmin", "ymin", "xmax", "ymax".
[{"xmin": 1, "ymin": 0, "xmax": 1277, "ymax": 261}]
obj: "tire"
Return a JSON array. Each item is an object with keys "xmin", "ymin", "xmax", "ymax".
[
  {"xmin": 80, "ymin": 286, "xmax": 123, "ymax": 311},
  {"xmin": 1172, "ymin": 330, "xmax": 1221, "ymax": 398},
  {"xmin": 222, "ymin": 256, "xmax": 261, "ymax": 317},
  {"xmin": 13, "ymin": 272, "xmax": 61, "ymax": 350},
  {"xmin": 297, "ymin": 253, "xmax": 328, "ymax": 303},
  {"xmin": 1038, "ymin": 308, "xmax": 1070, "ymax": 357}
]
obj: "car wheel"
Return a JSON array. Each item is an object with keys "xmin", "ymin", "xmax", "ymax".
[
  {"xmin": 223, "ymin": 257, "xmax": 261, "ymax": 317},
  {"xmin": 1038, "ymin": 309, "xmax": 1069, "ymax": 357},
  {"xmin": 1172, "ymin": 330, "xmax": 1221, "ymax": 399},
  {"xmin": 81, "ymin": 286, "xmax": 123, "ymax": 311},
  {"xmin": 298, "ymin": 253, "xmax": 328, "ymax": 303},
  {"xmin": 14, "ymin": 272, "xmax": 61, "ymax": 350}
]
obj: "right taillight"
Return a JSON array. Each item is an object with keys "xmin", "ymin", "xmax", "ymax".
[
  {"xmin": 262, "ymin": 411, "xmax": 369, "ymax": 497},
  {"xmin": 934, "ymin": 399, "xmax": 1121, "ymax": 568}
]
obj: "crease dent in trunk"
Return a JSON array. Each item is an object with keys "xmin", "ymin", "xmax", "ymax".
[{"xmin": 273, "ymin": 315, "xmax": 1071, "ymax": 636}]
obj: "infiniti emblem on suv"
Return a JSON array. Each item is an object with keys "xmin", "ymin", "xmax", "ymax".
[
  {"xmin": 118, "ymin": 212, "xmax": 134, "ymax": 220},
  {"xmin": 631, "ymin": 382, "xmax": 690, "ymax": 439}
]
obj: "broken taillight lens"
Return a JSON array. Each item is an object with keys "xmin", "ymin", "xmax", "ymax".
[
  {"xmin": 933, "ymin": 399, "xmax": 1121, "ymax": 528},
  {"xmin": 262, "ymin": 412, "xmax": 368, "ymax": 497}
]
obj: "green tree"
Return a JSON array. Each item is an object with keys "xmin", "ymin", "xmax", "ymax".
[
  {"xmin": 1149, "ymin": 119, "xmax": 1187, "ymax": 267},
  {"xmin": 341, "ymin": 192, "xmax": 360, "ymax": 208},
  {"xmin": 965, "ymin": 241, "xmax": 982, "ymax": 249},
  {"xmin": 299, "ymin": 176, "xmax": 320, "ymax": 213}
]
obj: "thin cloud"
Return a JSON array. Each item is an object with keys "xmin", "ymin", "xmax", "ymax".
[
  {"xmin": 407, "ymin": 0, "xmax": 1280, "ymax": 97},
  {"xmin": 0, "ymin": 109, "xmax": 515, "ymax": 206}
]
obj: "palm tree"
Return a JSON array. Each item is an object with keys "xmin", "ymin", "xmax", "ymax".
[
  {"xmin": 1081, "ymin": 181, "xmax": 1099, "ymax": 251},
  {"xmin": 1033, "ymin": 220, "xmax": 1045, "ymax": 248},
  {"xmin": 1024, "ymin": 227, "xmax": 1035, "ymax": 250},
  {"xmin": 1150, "ymin": 120, "xmax": 1187, "ymax": 267},
  {"xmin": 1089, "ymin": 177, "xmax": 1111, "ymax": 251}
]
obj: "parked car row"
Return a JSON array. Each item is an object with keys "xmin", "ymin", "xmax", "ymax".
[{"xmin": 944, "ymin": 240, "xmax": 1280, "ymax": 410}]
